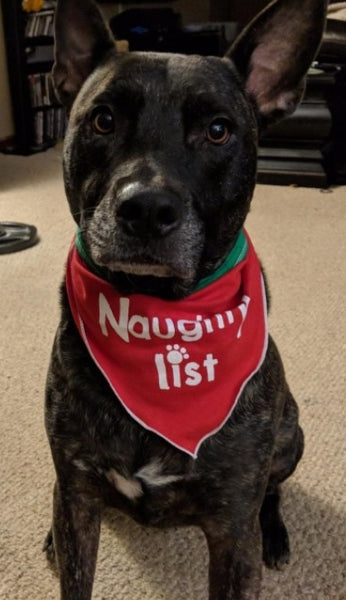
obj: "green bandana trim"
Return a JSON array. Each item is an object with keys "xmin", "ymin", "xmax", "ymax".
[
  {"xmin": 75, "ymin": 228, "xmax": 248, "ymax": 292},
  {"xmin": 194, "ymin": 230, "xmax": 248, "ymax": 291}
]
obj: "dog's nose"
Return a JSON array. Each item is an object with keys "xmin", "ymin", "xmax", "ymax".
[{"xmin": 117, "ymin": 191, "xmax": 182, "ymax": 238}]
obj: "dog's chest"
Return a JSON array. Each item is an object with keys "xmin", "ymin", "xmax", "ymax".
[{"xmin": 73, "ymin": 448, "xmax": 200, "ymax": 525}]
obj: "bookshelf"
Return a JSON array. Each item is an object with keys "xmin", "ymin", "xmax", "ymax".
[{"xmin": 1, "ymin": 0, "xmax": 66, "ymax": 155}]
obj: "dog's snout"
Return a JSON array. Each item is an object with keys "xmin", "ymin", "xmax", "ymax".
[{"xmin": 117, "ymin": 191, "xmax": 182, "ymax": 238}]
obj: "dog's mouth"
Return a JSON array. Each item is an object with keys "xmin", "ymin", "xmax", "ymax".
[
  {"xmin": 104, "ymin": 259, "xmax": 187, "ymax": 279},
  {"xmin": 87, "ymin": 232, "xmax": 199, "ymax": 282},
  {"xmin": 91, "ymin": 252, "xmax": 198, "ymax": 299}
]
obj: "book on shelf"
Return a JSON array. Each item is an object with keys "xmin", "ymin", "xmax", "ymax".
[
  {"xmin": 25, "ymin": 10, "xmax": 55, "ymax": 38},
  {"xmin": 27, "ymin": 72, "xmax": 58, "ymax": 107},
  {"xmin": 33, "ymin": 107, "xmax": 67, "ymax": 146}
]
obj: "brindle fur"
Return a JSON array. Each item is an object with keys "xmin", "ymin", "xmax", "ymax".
[{"xmin": 44, "ymin": 1, "xmax": 326, "ymax": 598}]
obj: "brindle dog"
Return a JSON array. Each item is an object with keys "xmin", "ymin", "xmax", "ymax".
[{"xmin": 44, "ymin": 1, "xmax": 327, "ymax": 598}]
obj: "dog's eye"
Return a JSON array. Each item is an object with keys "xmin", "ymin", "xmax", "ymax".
[
  {"xmin": 206, "ymin": 119, "xmax": 232, "ymax": 145},
  {"xmin": 91, "ymin": 107, "xmax": 114, "ymax": 134}
]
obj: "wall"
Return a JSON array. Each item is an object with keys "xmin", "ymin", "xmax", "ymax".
[{"xmin": 0, "ymin": 4, "xmax": 14, "ymax": 142}]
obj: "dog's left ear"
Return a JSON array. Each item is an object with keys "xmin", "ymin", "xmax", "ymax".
[
  {"xmin": 52, "ymin": 0, "xmax": 115, "ymax": 106},
  {"xmin": 226, "ymin": 0, "xmax": 327, "ymax": 126}
]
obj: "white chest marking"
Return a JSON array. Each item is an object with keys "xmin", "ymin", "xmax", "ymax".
[
  {"xmin": 105, "ymin": 460, "xmax": 185, "ymax": 501},
  {"xmin": 106, "ymin": 469, "xmax": 143, "ymax": 500},
  {"xmin": 135, "ymin": 459, "xmax": 185, "ymax": 487}
]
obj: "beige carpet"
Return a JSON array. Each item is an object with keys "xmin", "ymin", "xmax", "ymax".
[{"xmin": 0, "ymin": 146, "xmax": 345, "ymax": 600}]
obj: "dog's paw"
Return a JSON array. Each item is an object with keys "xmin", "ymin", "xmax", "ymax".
[
  {"xmin": 262, "ymin": 520, "xmax": 290, "ymax": 570},
  {"xmin": 43, "ymin": 529, "xmax": 56, "ymax": 563}
]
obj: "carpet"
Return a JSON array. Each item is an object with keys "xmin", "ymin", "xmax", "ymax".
[{"xmin": 0, "ymin": 146, "xmax": 345, "ymax": 599}]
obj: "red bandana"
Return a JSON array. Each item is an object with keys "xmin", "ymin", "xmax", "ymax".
[{"xmin": 66, "ymin": 231, "xmax": 268, "ymax": 457}]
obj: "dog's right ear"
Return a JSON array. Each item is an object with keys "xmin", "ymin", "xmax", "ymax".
[{"xmin": 52, "ymin": 0, "xmax": 115, "ymax": 107}]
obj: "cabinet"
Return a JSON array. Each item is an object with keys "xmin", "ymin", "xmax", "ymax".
[{"xmin": 1, "ymin": 0, "xmax": 66, "ymax": 155}]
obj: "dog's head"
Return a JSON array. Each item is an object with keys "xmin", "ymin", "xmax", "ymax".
[{"xmin": 53, "ymin": 0, "xmax": 326, "ymax": 298}]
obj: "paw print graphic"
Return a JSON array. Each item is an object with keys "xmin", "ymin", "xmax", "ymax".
[{"xmin": 166, "ymin": 344, "xmax": 189, "ymax": 365}]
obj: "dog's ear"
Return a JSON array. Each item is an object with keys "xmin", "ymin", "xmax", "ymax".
[
  {"xmin": 226, "ymin": 0, "xmax": 327, "ymax": 126},
  {"xmin": 52, "ymin": 0, "xmax": 115, "ymax": 106}
]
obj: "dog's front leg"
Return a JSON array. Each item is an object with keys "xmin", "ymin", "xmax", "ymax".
[
  {"xmin": 204, "ymin": 520, "xmax": 262, "ymax": 600},
  {"xmin": 53, "ymin": 480, "xmax": 102, "ymax": 600}
]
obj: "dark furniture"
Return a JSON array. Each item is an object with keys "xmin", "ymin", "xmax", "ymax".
[
  {"xmin": 257, "ymin": 67, "xmax": 336, "ymax": 188},
  {"xmin": 257, "ymin": 12, "xmax": 346, "ymax": 188},
  {"xmin": 109, "ymin": 8, "xmax": 230, "ymax": 56},
  {"xmin": 210, "ymin": 0, "xmax": 269, "ymax": 26},
  {"xmin": 209, "ymin": 1, "xmax": 346, "ymax": 186}
]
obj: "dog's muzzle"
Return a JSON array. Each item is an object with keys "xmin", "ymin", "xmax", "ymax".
[{"xmin": 117, "ymin": 191, "xmax": 183, "ymax": 239}]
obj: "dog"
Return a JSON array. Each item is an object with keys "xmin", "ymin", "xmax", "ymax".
[{"xmin": 44, "ymin": 1, "xmax": 327, "ymax": 598}]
